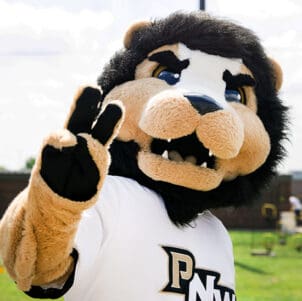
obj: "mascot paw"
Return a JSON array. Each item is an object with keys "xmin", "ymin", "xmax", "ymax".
[{"xmin": 39, "ymin": 87, "xmax": 124, "ymax": 201}]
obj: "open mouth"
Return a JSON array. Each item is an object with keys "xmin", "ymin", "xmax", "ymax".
[{"xmin": 150, "ymin": 132, "xmax": 216, "ymax": 169}]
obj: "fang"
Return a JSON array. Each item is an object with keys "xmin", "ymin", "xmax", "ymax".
[
  {"xmin": 162, "ymin": 150, "xmax": 168, "ymax": 159},
  {"xmin": 201, "ymin": 162, "xmax": 207, "ymax": 168}
]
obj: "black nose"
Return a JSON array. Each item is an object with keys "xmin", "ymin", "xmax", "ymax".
[{"xmin": 184, "ymin": 93, "xmax": 222, "ymax": 115}]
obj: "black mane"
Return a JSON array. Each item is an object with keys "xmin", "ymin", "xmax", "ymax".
[{"xmin": 99, "ymin": 11, "xmax": 288, "ymax": 225}]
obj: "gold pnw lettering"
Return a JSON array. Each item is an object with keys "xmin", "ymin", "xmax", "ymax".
[{"xmin": 171, "ymin": 251, "xmax": 194, "ymax": 289}]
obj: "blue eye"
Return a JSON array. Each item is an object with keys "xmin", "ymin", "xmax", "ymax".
[
  {"xmin": 157, "ymin": 70, "xmax": 180, "ymax": 85},
  {"xmin": 153, "ymin": 65, "xmax": 180, "ymax": 85},
  {"xmin": 224, "ymin": 88, "xmax": 246, "ymax": 104}
]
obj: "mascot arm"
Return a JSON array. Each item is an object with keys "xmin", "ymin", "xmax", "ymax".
[{"xmin": 0, "ymin": 87, "xmax": 124, "ymax": 293}]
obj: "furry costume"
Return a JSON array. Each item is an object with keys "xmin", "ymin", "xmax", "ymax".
[{"xmin": 0, "ymin": 12, "xmax": 287, "ymax": 300}]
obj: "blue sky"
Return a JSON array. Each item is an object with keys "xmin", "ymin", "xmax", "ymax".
[{"xmin": 0, "ymin": 0, "xmax": 301, "ymax": 173}]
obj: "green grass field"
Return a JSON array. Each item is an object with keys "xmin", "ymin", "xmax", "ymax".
[
  {"xmin": 0, "ymin": 230, "xmax": 301, "ymax": 300},
  {"xmin": 0, "ymin": 270, "xmax": 64, "ymax": 301},
  {"xmin": 231, "ymin": 231, "xmax": 302, "ymax": 301}
]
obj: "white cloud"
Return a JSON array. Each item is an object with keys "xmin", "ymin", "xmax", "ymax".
[
  {"xmin": 264, "ymin": 30, "xmax": 302, "ymax": 52},
  {"xmin": 0, "ymin": 0, "xmax": 114, "ymax": 55},
  {"xmin": 215, "ymin": 0, "xmax": 302, "ymax": 18}
]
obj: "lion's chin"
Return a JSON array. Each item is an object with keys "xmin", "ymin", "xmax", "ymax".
[{"xmin": 137, "ymin": 151, "xmax": 224, "ymax": 191}]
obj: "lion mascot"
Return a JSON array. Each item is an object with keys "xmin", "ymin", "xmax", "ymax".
[{"xmin": 0, "ymin": 11, "xmax": 287, "ymax": 301}]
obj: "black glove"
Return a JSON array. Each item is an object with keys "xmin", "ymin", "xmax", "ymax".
[{"xmin": 40, "ymin": 87, "xmax": 123, "ymax": 201}]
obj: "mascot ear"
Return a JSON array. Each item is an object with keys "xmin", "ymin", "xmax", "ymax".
[
  {"xmin": 269, "ymin": 58, "xmax": 283, "ymax": 91},
  {"xmin": 123, "ymin": 20, "xmax": 151, "ymax": 49}
]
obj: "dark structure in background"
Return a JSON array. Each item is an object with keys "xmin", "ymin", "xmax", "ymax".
[
  {"xmin": 213, "ymin": 175, "xmax": 292, "ymax": 229},
  {"xmin": 291, "ymin": 172, "xmax": 302, "ymax": 197},
  {"xmin": 0, "ymin": 173, "xmax": 29, "ymax": 218},
  {"xmin": 0, "ymin": 172, "xmax": 296, "ymax": 229},
  {"xmin": 200, "ymin": 0, "xmax": 206, "ymax": 10}
]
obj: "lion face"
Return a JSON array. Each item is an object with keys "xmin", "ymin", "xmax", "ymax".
[{"xmin": 103, "ymin": 43, "xmax": 271, "ymax": 191}]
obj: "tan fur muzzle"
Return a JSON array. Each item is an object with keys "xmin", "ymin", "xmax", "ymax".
[
  {"xmin": 137, "ymin": 89, "xmax": 246, "ymax": 190},
  {"xmin": 140, "ymin": 89, "xmax": 244, "ymax": 159}
]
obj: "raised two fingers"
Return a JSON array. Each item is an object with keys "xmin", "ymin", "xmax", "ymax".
[
  {"xmin": 39, "ymin": 87, "xmax": 124, "ymax": 201},
  {"xmin": 65, "ymin": 87, "xmax": 124, "ymax": 146}
]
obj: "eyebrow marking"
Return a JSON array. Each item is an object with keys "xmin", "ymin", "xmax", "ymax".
[
  {"xmin": 223, "ymin": 69, "xmax": 255, "ymax": 87},
  {"xmin": 148, "ymin": 50, "xmax": 189, "ymax": 73}
]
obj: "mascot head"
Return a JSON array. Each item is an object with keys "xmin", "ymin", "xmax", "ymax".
[{"xmin": 97, "ymin": 12, "xmax": 288, "ymax": 224}]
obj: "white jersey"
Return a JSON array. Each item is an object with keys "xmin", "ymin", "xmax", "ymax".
[{"xmin": 65, "ymin": 176, "xmax": 236, "ymax": 301}]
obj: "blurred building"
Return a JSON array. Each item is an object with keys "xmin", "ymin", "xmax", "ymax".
[
  {"xmin": 0, "ymin": 173, "xmax": 29, "ymax": 218},
  {"xmin": 290, "ymin": 171, "xmax": 302, "ymax": 198},
  {"xmin": 213, "ymin": 175, "xmax": 292, "ymax": 229}
]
